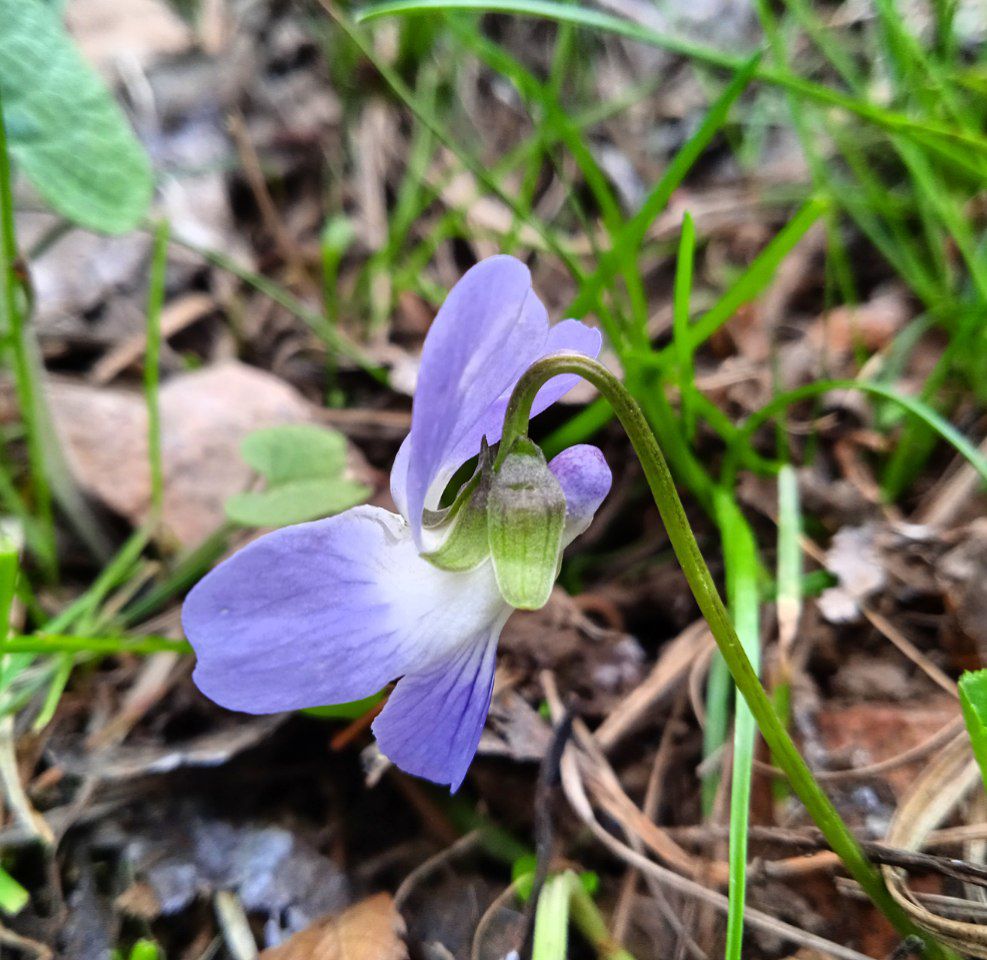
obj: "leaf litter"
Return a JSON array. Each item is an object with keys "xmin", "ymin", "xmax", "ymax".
[{"xmin": 0, "ymin": 1, "xmax": 985, "ymax": 958}]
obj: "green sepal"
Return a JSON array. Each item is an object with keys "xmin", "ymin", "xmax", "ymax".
[
  {"xmin": 422, "ymin": 442, "xmax": 493, "ymax": 572},
  {"xmin": 487, "ymin": 437, "xmax": 565, "ymax": 610}
]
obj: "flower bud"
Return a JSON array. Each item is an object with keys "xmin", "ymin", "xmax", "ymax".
[{"xmin": 487, "ymin": 437, "xmax": 565, "ymax": 610}]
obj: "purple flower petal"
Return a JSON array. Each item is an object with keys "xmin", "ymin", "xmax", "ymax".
[
  {"xmin": 549, "ymin": 444, "xmax": 612, "ymax": 545},
  {"xmin": 372, "ymin": 621, "xmax": 505, "ymax": 791},
  {"xmin": 391, "ymin": 256, "xmax": 601, "ymax": 542},
  {"xmin": 183, "ymin": 506, "xmax": 509, "ymax": 714}
]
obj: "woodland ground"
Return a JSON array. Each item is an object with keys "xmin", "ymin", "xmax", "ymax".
[{"xmin": 1, "ymin": 0, "xmax": 987, "ymax": 958}]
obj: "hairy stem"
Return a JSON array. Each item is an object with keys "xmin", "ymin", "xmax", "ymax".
[{"xmin": 499, "ymin": 352, "xmax": 946, "ymax": 955}]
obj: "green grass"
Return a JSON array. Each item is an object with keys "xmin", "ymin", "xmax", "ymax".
[
  {"xmin": 0, "ymin": 91, "xmax": 55, "ymax": 577},
  {"xmin": 145, "ymin": 220, "xmax": 170, "ymax": 521},
  {"xmin": 771, "ymin": 463, "xmax": 802, "ymax": 801},
  {"xmin": 715, "ymin": 492, "xmax": 761, "ymax": 960}
]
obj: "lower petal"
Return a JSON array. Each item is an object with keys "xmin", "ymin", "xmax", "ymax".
[{"xmin": 371, "ymin": 618, "xmax": 506, "ymax": 791}]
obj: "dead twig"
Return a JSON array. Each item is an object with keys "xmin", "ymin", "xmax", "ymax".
[
  {"xmin": 595, "ymin": 621, "xmax": 712, "ymax": 751},
  {"xmin": 539, "ymin": 672, "xmax": 875, "ymax": 960},
  {"xmin": 394, "ymin": 829, "xmax": 484, "ymax": 911},
  {"xmin": 751, "ymin": 714, "xmax": 964, "ymax": 782}
]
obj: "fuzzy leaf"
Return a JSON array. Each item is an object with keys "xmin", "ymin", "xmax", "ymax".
[
  {"xmin": 0, "ymin": 0, "xmax": 152, "ymax": 233},
  {"xmin": 225, "ymin": 478, "xmax": 370, "ymax": 528},
  {"xmin": 239, "ymin": 424, "xmax": 349, "ymax": 485}
]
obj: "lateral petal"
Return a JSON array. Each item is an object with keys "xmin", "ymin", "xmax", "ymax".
[{"xmin": 183, "ymin": 506, "xmax": 508, "ymax": 714}]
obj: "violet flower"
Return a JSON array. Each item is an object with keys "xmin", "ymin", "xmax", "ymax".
[{"xmin": 182, "ymin": 256, "xmax": 612, "ymax": 790}]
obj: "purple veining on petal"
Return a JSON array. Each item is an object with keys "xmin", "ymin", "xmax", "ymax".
[
  {"xmin": 391, "ymin": 256, "xmax": 601, "ymax": 542},
  {"xmin": 549, "ymin": 444, "xmax": 612, "ymax": 545},
  {"xmin": 183, "ymin": 506, "xmax": 508, "ymax": 714},
  {"xmin": 371, "ymin": 621, "xmax": 505, "ymax": 791}
]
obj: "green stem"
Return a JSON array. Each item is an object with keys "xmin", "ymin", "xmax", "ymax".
[
  {"xmin": 1, "ymin": 634, "xmax": 190, "ymax": 656},
  {"xmin": 566, "ymin": 875, "xmax": 636, "ymax": 960},
  {"xmin": 0, "ymin": 528, "xmax": 19, "ymax": 644},
  {"xmin": 532, "ymin": 872, "xmax": 636, "ymax": 960},
  {"xmin": 0, "ymin": 91, "xmax": 56, "ymax": 577},
  {"xmin": 499, "ymin": 353, "xmax": 945, "ymax": 955},
  {"xmin": 146, "ymin": 220, "xmax": 169, "ymax": 520}
]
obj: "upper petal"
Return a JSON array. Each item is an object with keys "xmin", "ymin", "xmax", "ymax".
[
  {"xmin": 182, "ymin": 506, "xmax": 509, "ymax": 714},
  {"xmin": 371, "ymin": 616, "xmax": 506, "ymax": 791},
  {"xmin": 391, "ymin": 256, "xmax": 601, "ymax": 543}
]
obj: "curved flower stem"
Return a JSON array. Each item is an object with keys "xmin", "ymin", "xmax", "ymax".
[{"xmin": 499, "ymin": 352, "xmax": 947, "ymax": 955}]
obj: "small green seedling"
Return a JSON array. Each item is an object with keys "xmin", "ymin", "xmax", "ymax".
[
  {"xmin": 225, "ymin": 424, "xmax": 371, "ymax": 528},
  {"xmin": 128, "ymin": 941, "xmax": 161, "ymax": 960},
  {"xmin": 509, "ymin": 861, "xmax": 630, "ymax": 960},
  {"xmin": 0, "ymin": 866, "xmax": 28, "ymax": 916},
  {"xmin": 111, "ymin": 939, "xmax": 161, "ymax": 960},
  {"xmin": 511, "ymin": 854, "xmax": 598, "ymax": 901}
]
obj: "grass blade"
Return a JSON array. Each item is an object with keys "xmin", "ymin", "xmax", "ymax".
[
  {"xmin": 356, "ymin": 0, "xmax": 987, "ymax": 163},
  {"xmin": 772, "ymin": 464, "xmax": 802, "ymax": 799},
  {"xmin": 959, "ymin": 670, "xmax": 987, "ymax": 797},
  {"xmin": 715, "ymin": 492, "xmax": 761, "ymax": 960},
  {"xmin": 673, "ymin": 212, "xmax": 698, "ymax": 442},
  {"xmin": 0, "ymin": 90, "xmax": 56, "ymax": 576},
  {"xmin": 146, "ymin": 220, "xmax": 170, "ymax": 521},
  {"xmin": 729, "ymin": 379, "xmax": 987, "ymax": 488}
]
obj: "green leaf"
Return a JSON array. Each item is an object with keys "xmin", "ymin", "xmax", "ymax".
[
  {"xmin": 239, "ymin": 424, "xmax": 349, "ymax": 485},
  {"xmin": 714, "ymin": 491, "xmax": 761, "ymax": 960},
  {"xmin": 487, "ymin": 438, "xmax": 565, "ymax": 610},
  {"xmin": 225, "ymin": 478, "xmax": 371, "ymax": 528},
  {"xmin": 0, "ymin": 0, "xmax": 152, "ymax": 233},
  {"xmin": 958, "ymin": 670, "xmax": 987, "ymax": 797},
  {"xmin": 228, "ymin": 425, "xmax": 369, "ymax": 528}
]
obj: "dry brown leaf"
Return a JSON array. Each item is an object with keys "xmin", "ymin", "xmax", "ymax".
[
  {"xmin": 66, "ymin": 0, "xmax": 192, "ymax": 75},
  {"xmin": 49, "ymin": 361, "xmax": 373, "ymax": 547},
  {"xmin": 811, "ymin": 289, "xmax": 909, "ymax": 356},
  {"xmin": 260, "ymin": 893, "xmax": 407, "ymax": 960}
]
